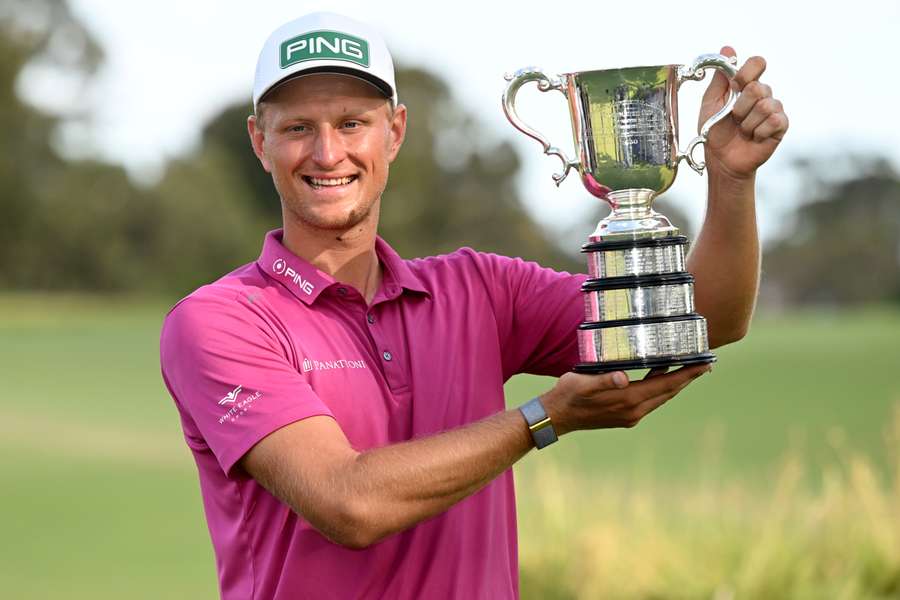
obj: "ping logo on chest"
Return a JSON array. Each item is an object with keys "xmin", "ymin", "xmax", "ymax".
[{"xmin": 280, "ymin": 30, "xmax": 369, "ymax": 69}]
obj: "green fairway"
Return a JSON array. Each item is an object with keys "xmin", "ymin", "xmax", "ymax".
[
  {"xmin": 508, "ymin": 307, "xmax": 900, "ymax": 482},
  {"xmin": 2, "ymin": 294, "xmax": 898, "ymax": 598}
]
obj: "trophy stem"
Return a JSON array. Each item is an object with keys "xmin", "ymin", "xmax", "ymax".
[
  {"xmin": 606, "ymin": 189, "xmax": 656, "ymax": 211},
  {"xmin": 589, "ymin": 188, "xmax": 679, "ymax": 242}
]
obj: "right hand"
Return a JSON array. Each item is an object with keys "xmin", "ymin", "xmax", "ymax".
[{"xmin": 540, "ymin": 364, "xmax": 712, "ymax": 435}]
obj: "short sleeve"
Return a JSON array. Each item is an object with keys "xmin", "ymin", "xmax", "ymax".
[
  {"xmin": 468, "ymin": 251, "xmax": 587, "ymax": 380},
  {"xmin": 159, "ymin": 292, "xmax": 333, "ymax": 476}
]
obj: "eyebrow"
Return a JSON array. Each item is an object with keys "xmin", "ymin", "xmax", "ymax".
[{"xmin": 277, "ymin": 101, "xmax": 387, "ymax": 121}]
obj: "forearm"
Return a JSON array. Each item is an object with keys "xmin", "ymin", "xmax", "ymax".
[
  {"xmin": 687, "ymin": 168, "xmax": 760, "ymax": 347},
  {"xmin": 342, "ymin": 408, "xmax": 533, "ymax": 545}
]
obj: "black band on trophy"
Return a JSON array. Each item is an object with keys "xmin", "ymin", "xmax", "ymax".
[
  {"xmin": 581, "ymin": 272, "xmax": 694, "ymax": 292},
  {"xmin": 573, "ymin": 353, "xmax": 717, "ymax": 374},
  {"xmin": 578, "ymin": 313, "xmax": 706, "ymax": 330},
  {"xmin": 580, "ymin": 235, "xmax": 689, "ymax": 253}
]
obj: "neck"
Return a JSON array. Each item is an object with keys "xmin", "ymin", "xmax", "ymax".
[{"xmin": 281, "ymin": 202, "xmax": 383, "ymax": 304}]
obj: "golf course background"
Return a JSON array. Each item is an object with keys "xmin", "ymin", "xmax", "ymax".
[
  {"xmin": 2, "ymin": 294, "xmax": 898, "ymax": 599},
  {"xmin": 4, "ymin": 2, "xmax": 900, "ymax": 598}
]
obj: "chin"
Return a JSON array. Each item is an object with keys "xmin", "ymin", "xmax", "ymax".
[{"xmin": 293, "ymin": 204, "xmax": 373, "ymax": 232}]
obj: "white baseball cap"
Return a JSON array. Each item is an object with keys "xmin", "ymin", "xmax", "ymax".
[{"xmin": 252, "ymin": 12, "xmax": 398, "ymax": 111}]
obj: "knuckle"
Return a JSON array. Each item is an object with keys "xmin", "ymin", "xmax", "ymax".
[
  {"xmin": 780, "ymin": 113, "xmax": 790, "ymax": 132},
  {"xmin": 739, "ymin": 119, "xmax": 756, "ymax": 136},
  {"xmin": 561, "ymin": 372, "xmax": 585, "ymax": 393},
  {"xmin": 759, "ymin": 97, "xmax": 778, "ymax": 115},
  {"xmin": 600, "ymin": 372, "xmax": 619, "ymax": 389},
  {"xmin": 731, "ymin": 103, "xmax": 750, "ymax": 120},
  {"xmin": 763, "ymin": 113, "xmax": 781, "ymax": 127},
  {"xmin": 742, "ymin": 81, "xmax": 762, "ymax": 98}
]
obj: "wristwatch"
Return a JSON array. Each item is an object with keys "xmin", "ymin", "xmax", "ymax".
[{"xmin": 519, "ymin": 397, "xmax": 558, "ymax": 449}]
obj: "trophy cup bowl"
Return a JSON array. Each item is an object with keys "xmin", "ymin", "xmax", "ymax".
[{"xmin": 503, "ymin": 54, "xmax": 740, "ymax": 372}]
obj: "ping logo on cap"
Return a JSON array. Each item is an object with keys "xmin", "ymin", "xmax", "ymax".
[{"xmin": 280, "ymin": 30, "xmax": 369, "ymax": 69}]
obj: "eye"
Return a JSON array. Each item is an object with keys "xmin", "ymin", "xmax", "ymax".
[
  {"xmin": 342, "ymin": 121, "xmax": 362, "ymax": 130},
  {"xmin": 286, "ymin": 124, "xmax": 308, "ymax": 133}
]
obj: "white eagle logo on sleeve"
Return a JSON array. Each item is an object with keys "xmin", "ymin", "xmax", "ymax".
[{"xmin": 218, "ymin": 385, "xmax": 243, "ymax": 405}]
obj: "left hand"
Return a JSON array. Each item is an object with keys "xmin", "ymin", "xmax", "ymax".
[{"xmin": 698, "ymin": 46, "xmax": 789, "ymax": 180}]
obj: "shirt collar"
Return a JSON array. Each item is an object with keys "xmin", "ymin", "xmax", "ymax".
[
  {"xmin": 256, "ymin": 229, "xmax": 334, "ymax": 305},
  {"xmin": 374, "ymin": 236, "xmax": 431, "ymax": 300},
  {"xmin": 256, "ymin": 229, "xmax": 431, "ymax": 305}
]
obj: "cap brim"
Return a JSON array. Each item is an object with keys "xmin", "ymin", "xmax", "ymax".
[{"xmin": 257, "ymin": 66, "xmax": 395, "ymax": 107}]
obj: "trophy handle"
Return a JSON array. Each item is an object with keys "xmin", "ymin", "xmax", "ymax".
[
  {"xmin": 675, "ymin": 54, "xmax": 740, "ymax": 174},
  {"xmin": 502, "ymin": 67, "xmax": 580, "ymax": 186}
]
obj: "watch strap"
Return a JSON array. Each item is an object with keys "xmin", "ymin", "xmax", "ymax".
[{"xmin": 519, "ymin": 397, "xmax": 558, "ymax": 449}]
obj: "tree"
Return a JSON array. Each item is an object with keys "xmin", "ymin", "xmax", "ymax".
[
  {"xmin": 0, "ymin": 0, "xmax": 92, "ymax": 286},
  {"xmin": 762, "ymin": 158, "xmax": 900, "ymax": 307}
]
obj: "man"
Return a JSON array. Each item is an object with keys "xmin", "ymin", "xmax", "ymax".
[{"xmin": 159, "ymin": 11, "xmax": 787, "ymax": 600}]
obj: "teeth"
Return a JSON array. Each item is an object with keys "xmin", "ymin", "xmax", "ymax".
[{"xmin": 310, "ymin": 176, "xmax": 355, "ymax": 187}]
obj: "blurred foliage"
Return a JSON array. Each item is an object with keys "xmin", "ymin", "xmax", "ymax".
[
  {"xmin": 1, "ymin": 0, "xmax": 898, "ymax": 307},
  {"xmin": 762, "ymin": 157, "xmax": 900, "ymax": 307}
]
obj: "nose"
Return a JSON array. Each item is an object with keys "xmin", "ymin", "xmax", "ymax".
[{"xmin": 311, "ymin": 126, "xmax": 346, "ymax": 169}]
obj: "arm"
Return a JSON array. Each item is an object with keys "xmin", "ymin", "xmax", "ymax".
[
  {"xmin": 240, "ymin": 363, "xmax": 710, "ymax": 549},
  {"xmin": 688, "ymin": 170, "xmax": 759, "ymax": 347},
  {"xmin": 687, "ymin": 47, "xmax": 789, "ymax": 347}
]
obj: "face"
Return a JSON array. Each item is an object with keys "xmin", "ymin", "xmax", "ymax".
[{"xmin": 248, "ymin": 74, "xmax": 406, "ymax": 233}]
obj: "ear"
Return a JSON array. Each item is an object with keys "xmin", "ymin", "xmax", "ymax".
[
  {"xmin": 386, "ymin": 103, "xmax": 407, "ymax": 163},
  {"xmin": 247, "ymin": 114, "xmax": 273, "ymax": 173}
]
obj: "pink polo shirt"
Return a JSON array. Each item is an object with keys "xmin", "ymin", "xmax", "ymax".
[{"xmin": 160, "ymin": 228, "xmax": 585, "ymax": 599}]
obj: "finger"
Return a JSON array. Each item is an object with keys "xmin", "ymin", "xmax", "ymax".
[
  {"xmin": 623, "ymin": 363, "xmax": 710, "ymax": 402},
  {"xmin": 738, "ymin": 97, "xmax": 783, "ymax": 138},
  {"xmin": 643, "ymin": 366, "xmax": 669, "ymax": 380},
  {"xmin": 731, "ymin": 81, "xmax": 772, "ymax": 120},
  {"xmin": 734, "ymin": 55, "xmax": 767, "ymax": 90},
  {"xmin": 622, "ymin": 372, "xmax": 699, "ymax": 427},
  {"xmin": 752, "ymin": 112, "xmax": 790, "ymax": 142},
  {"xmin": 631, "ymin": 364, "xmax": 708, "ymax": 417},
  {"xmin": 703, "ymin": 45, "xmax": 736, "ymax": 102},
  {"xmin": 628, "ymin": 382, "xmax": 686, "ymax": 423},
  {"xmin": 567, "ymin": 370, "xmax": 629, "ymax": 395}
]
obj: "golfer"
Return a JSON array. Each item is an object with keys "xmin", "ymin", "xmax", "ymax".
[{"xmin": 160, "ymin": 11, "xmax": 788, "ymax": 599}]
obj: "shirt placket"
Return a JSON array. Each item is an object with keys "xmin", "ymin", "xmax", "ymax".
[{"xmin": 366, "ymin": 284, "xmax": 410, "ymax": 393}]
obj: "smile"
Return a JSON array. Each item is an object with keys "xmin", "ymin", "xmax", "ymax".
[{"xmin": 303, "ymin": 175, "xmax": 358, "ymax": 189}]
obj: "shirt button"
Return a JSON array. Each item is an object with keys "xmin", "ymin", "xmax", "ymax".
[
  {"xmin": 367, "ymin": 314, "xmax": 375, "ymax": 324},
  {"xmin": 382, "ymin": 350, "xmax": 393, "ymax": 361},
  {"xmin": 337, "ymin": 287, "xmax": 348, "ymax": 296}
]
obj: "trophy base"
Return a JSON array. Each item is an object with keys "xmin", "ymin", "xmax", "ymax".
[{"xmin": 573, "ymin": 352, "xmax": 716, "ymax": 374}]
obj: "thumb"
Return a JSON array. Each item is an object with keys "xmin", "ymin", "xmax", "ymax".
[
  {"xmin": 570, "ymin": 370, "xmax": 629, "ymax": 394},
  {"xmin": 702, "ymin": 45, "xmax": 737, "ymax": 103}
]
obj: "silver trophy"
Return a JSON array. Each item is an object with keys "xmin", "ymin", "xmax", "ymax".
[{"xmin": 503, "ymin": 54, "xmax": 739, "ymax": 372}]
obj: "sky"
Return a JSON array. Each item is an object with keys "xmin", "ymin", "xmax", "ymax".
[{"xmin": 24, "ymin": 0, "xmax": 900, "ymax": 244}]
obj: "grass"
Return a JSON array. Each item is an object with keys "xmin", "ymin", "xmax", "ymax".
[
  {"xmin": 1, "ymin": 293, "xmax": 898, "ymax": 598},
  {"xmin": 516, "ymin": 411, "xmax": 900, "ymax": 599},
  {"xmin": 507, "ymin": 307, "xmax": 900, "ymax": 481}
]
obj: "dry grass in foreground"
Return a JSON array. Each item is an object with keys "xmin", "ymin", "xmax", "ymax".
[{"xmin": 517, "ymin": 407, "xmax": 900, "ymax": 600}]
